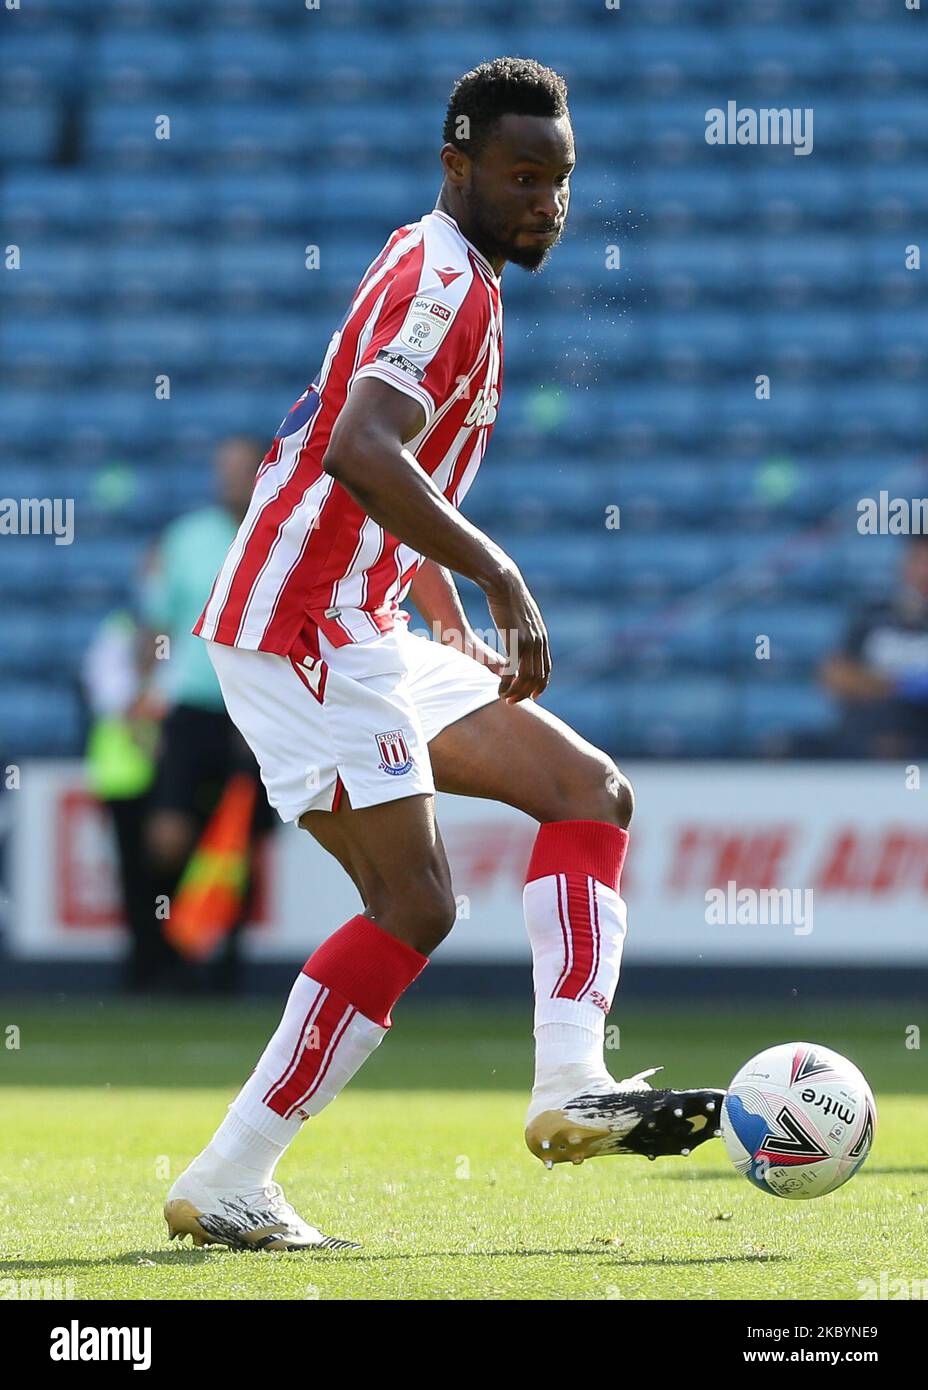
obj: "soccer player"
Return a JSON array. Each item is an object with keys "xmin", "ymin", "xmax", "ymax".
[{"xmin": 165, "ymin": 58, "xmax": 723, "ymax": 1252}]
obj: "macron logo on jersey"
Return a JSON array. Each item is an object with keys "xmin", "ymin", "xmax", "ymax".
[{"xmin": 435, "ymin": 266, "xmax": 464, "ymax": 288}]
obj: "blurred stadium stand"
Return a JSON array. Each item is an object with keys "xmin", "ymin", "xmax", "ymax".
[{"xmin": 1, "ymin": 0, "xmax": 926, "ymax": 759}]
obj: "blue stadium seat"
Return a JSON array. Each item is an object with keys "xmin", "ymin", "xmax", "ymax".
[
  {"xmin": 97, "ymin": 315, "xmax": 213, "ymax": 372},
  {"xmin": 159, "ymin": 387, "xmax": 277, "ymax": 440},
  {"xmin": 746, "ymin": 164, "xmax": 858, "ymax": 226},
  {"xmin": 104, "ymin": 242, "xmax": 211, "ymax": 306},
  {"xmin": 861, "ymin": 163, "xmax": 928, "ymax": 219},
  {"xmin": 841, "ymin": 22, "xmax": 928, "ymax": 81},
  {"xmin": 730, "ymin": 604, "xmax": 845, "ymax": 670},
  {"xmin": 718, "ymin": 460, "xmax": 843, "ymax": 523},
  {"xmin": 215, "ymin": 243, "xmax": 318, "ymax": 304},
  {"xmin": 611, "ymin": 533, "xmax": 727, "ymax": 595},
  {"xmin": 91, "ymin": 28, "xmax": 201, "ymax": 93},
  {"xmin": 727, "ymin": 530, "xmax": 845, "ymax": 600},
  {"xmin": 53, "ymin": 537, "xmax": 151, "ymax": 599},
  {"xmin": 94, "ymin": 172, "xmax": 204, "ymax": 232},
  {"xmin": 0, "ymin": 241, "xmax": 105, "ymax": 306},
  {"xmin": 623, "ymin": 677, "xmax": 738, "ymax": 756},
  {"xmin": 85, "ymin": 101, "xmax": 206, "ymax": 165},
  {"xmin": 0, "ymin": 170, "xmax": 106, "ymax": 234},
  {"xmin": 737, "ymin": 682, "xmax": 838, "ymax": 751},
  {"xmin": 1, "ymin": 26, "xmax": 84, "ymax": 95},
  {"xmin": 543, "ymin": 601, "xmax": 621, "ymax": 659},
  {"xmin": 568, "ymin": 101, "xmax": 650, "ymax": 157},
  {"xmin": 0, "ymin": 537, "xmax": 66, "ymax": 598},
  {"xmin": 828, "ymin": 381, "xmax": 923, "ymax": 444},
  {"xmin": 757, "ymin": 237, "xmax": 861, "ymax": 297},
  {"xmin": 1, "ymin": 316, "xmax": 99, "ymax": 374},
  {"xmin": 205, "ymin": 173, "xmax": 313, "ymax": 231},
  {"xmin": 637, "ymin": 237, "xmax": 754, "ymax": 297},
  {"xmin": 859, "ymin": 97, "xmax": 928, "ymax": 149},
  {"xmin": 616, "ymin": 608, "xmax": 736, "ymax": 673},
  {"xmin": 0, "ymin": 102, "xmax": 60, "ymax": 165},
  {"xmin": 199, "ymin": 28, "xmax": 305, "ymax": 92},
  {"xmin": 507, "ymin": 26, "xmax": 636, "ymax": 86},
  {"xmin": 492, "ymin": 530, "xmax": 617, "ymax": 598},
  {"xmin": 465, "ymin": 462, "xmax": 610, "ymax": 528},
  {"xmin": 730, "ymin": 24, "xmax": 846, "ymax": 81},
  {"xmin": 615, "ymin": 461, "xmax": 721, "ymax": 524},
  {"xmin": 311, "ymin": 169, "xmax": 429, "ymax": 228},
  {"xmin": 652, "ymin": 310, "xmax": 754, "ymax": 369},
  {"xmin": 543, "ymin": 683, "xmax": 618, "ymax": 750},
  {"xmin": 759, "ymin": 311, "xmax": 869, "ymax": 371},
  {"xmin": 207, "ymin": 103, "xmax": 314, "ymax": 164},
  {"xmin": 872, "ymin": 310, "xmax": 928, "ymax": 361},
  {"xmin": 212, "ymin": 314, "xmax": 317, "ymax": 373},
  {"xmin": 641, "ymin": 168, "xmax": 747, "ymax": 226},
  {"xmin": 314, "ymin": 102, "xmax": 434, "ymax": 161},
  {"xmin": 0, "ymin": 684, "xmax": 83, "ymax": 757},
  {"xmin": 305, "ymin": 27, "xmax": 424, "ymax": 92},
  {"xmin": 627, "ymin": 27, "xmax": 734, "ymax": 83}
]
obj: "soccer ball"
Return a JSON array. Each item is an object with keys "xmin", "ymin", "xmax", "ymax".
[{"xmin": 720, "ymin": 1042, "xmax": 876, "ymax": 1200}]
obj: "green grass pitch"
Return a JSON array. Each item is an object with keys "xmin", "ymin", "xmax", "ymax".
[{"xmin": 1, "ymin": 998, "xmax": 925, "ymax": 1301}]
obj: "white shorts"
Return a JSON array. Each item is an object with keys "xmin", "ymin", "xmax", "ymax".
[{"xmin": 205, "ymin": 622, "xmax": 501, "ymax": 822}]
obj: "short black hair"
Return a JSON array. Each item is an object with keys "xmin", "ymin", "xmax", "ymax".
[{"xmin": 443, "ymin": 56, "xmax": 570, "ymax": 160}]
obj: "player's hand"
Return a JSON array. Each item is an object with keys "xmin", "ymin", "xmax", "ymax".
[
  {"xmin": 441, "ymin": 625, "xmax": 510, "ymax": 676},
  {"xmin": 483, "ymin": 564, "xmax": 551, "ymax": 704}
]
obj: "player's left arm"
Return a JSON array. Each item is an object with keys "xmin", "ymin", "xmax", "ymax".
[{"xmin": 410, "ymin": 559, "xmax": 508, "ymax": 674}]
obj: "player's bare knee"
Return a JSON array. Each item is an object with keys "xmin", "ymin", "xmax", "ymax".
[
  {"xmin": 367, "ymin": 877, "xmax": 457, "ymax": 955},
  {"xmin": 604, "ymin": 762, "xmax": 635, "ymax": 829},
  {"xmin": 553, "ymin": 756, "xmax": 634, "ymax": 828}
]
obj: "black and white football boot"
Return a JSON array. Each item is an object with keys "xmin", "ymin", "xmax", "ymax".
[
  {"xmin": 164, "ymin": 1173, "xmax": 359, "ymax": 1252},
  {"xmin": 525, "ymin": 1067, "xmax": 726, "ymax": 1167}
]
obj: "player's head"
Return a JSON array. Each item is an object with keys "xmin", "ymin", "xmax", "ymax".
[
  {"xmin": 215, "ymin": 434, "xmax": 265, "ymax": 520},
  {"xmin": 903, "ymin": 533, "xmax": 928, "ymax": 598},
  {"xmin": 440, "ymin": 57, "xmax": 573, "ymax": 272}
]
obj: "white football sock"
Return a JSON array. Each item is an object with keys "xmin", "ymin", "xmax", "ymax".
[
  {"xmin": 189, "ymin": 969, "xmax": 386, "ymax": 1191},
  {"xmin": 522, "ymin": 821, "xmax": 630, "ymax": 1112}
]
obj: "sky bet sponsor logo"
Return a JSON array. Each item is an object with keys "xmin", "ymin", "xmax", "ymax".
[
  {"xmin": 398, "ymin": 295, "xmax": 456, "ymax": 352},
  {"xmin": 50, "ymin": 1320, "xmax": 151, "ymax": 1370}
]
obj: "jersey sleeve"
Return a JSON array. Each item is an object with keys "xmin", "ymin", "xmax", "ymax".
[{"xmin": 352, "ymin": 271, "xmax": 483, "ymax": 431}]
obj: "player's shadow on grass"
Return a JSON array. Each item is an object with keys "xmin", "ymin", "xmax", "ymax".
[{"xmin": 0, "ymin": 1249, "xmax": 790, "ymax": 1271}]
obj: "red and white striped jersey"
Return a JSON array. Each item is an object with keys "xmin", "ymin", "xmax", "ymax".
[{"xmin": 193, "ymin": 209, "xmax": 504, "ymax": 660}]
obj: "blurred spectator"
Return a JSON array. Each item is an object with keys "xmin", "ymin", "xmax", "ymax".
[
  {"xmin": 140, "ymin": 436, "xmax": 276, "ymax": 993},
  {"xmin": 821, "ymin": 535, "xmax": 928, "ymax": 759},
  {"xmin": 81, "ymin": 610, "xmax": 166, "ymax": 991}
]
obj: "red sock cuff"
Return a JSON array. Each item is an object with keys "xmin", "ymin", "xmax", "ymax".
[
  {"xmin": 525, "ymin": 819, "xmax": 629, "ymax": 893},
  {"xmin": 302, "ymin": 915, "xmax": 428, "ymax": 1028}
]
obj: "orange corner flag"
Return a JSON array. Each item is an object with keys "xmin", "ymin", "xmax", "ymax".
[{"xmin": 164, "ymin": 773, "xmax": 258, "ymax": 961}]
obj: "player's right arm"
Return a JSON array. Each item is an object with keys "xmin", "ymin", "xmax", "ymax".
[{"xmin": 322, "ymin": 376, "xmax": 550, "ymax": 703}]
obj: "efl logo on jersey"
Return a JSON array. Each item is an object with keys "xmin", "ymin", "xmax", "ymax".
[
  {"xmin": 376, "ymin": 729, "xmax": 413, "ymax": 776},
  {"xmin": 398, "ymin": 296, "xmax": 456, "ymax": 353}
]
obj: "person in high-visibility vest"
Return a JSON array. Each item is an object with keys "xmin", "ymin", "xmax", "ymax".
[
  {"xmin": 138, "ymin": 436, "xmax": 276, "ymax": 994},
  {"xmin": 82, "ymin": 609, "xmax": 169, "ymax": 991}
]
